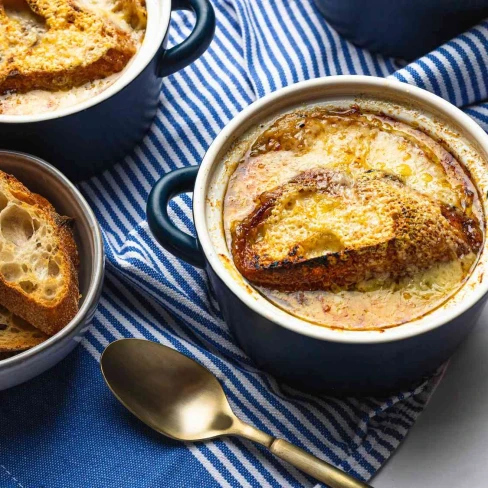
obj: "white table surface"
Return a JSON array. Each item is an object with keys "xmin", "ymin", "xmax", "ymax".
[{"xmin": 372, "ymin": 301, "xmax": 488, "ymax": 488}]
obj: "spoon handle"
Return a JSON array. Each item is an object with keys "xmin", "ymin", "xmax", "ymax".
[{"xmin": 269, "ymin": 438, "xmax": 372, "ymax": 488}]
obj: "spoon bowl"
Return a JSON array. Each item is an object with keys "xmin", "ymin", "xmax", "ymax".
[
  {"xmin": 101, "ymin": 339, "xmax": 372, "ymax": 488},
  {"xmin": 101, "ymin": 339, "xmax": 235, "ymax": 441}
]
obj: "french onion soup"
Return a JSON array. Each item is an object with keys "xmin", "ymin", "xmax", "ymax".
[
  {"xmin": 222, "ymin": 106, "xmax": 485, "ymax": 330},
  {"xmin": 0, "ymin": 0, "xmax": 146, "ymax": 115}
]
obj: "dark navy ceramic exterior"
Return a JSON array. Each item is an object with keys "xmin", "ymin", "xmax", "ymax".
[
  {"xmin": 207, "ymin": 265, "xmax": 486, "ymax": 394},
  {"xmin": 147, "ymin": 166, "xmax": 488, "ymax": 394},
  {"xmin": 0, "ymin": 60, "xmax": 160, "ymax": 181},
  {"xmin": 0, "ymin": 0, "xmax": 215, "ymax": 182},
  {"xmin": 313, "ymin": 0, "xmax": 488, "ymax": 60}
]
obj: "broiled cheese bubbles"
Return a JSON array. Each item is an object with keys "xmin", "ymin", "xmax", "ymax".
[{"xmin": 224, "ymin": 107, "xmax": 484, "ymax": 330}]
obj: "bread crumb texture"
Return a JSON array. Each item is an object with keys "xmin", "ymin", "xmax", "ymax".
[{"xmin": 0, "ymin": 170, "xmax": 79, "ymax": 337}]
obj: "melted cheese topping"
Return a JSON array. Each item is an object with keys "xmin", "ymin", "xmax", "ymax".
[
  {"xmin": 223, "ymin": 108, "xmax": 484, "ymax": 330},
  {"xmin": 252, "ymin": 181, "xmax": 396, "ymax": 262},
  {"xmin": 0, "ymin": 0, "xmax": 145, "ymax": 115}
]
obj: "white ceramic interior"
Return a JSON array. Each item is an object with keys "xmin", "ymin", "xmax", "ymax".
[
  {"xmin": 197, "ymin": 76, "xmax": 488, "ymax": 344},
  {"xmin": 0, "ymin": 0, "xmax": 171, "ymax": 124}
]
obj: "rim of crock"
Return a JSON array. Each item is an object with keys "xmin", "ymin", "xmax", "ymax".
[
  {"xmin": 0, "ymin": 0, "xmax": 170, "ymax": 123},
  {"xmin": 194, "ymin": 75, "xmax": 488, "ymax": 344},
  {"xmin": 0, "ymin": 151, "xmax": 105, "ymax": 367}
]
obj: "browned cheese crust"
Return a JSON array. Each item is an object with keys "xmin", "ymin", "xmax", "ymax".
[
  {"xmin": 231, "ymin": 168, "xmax": 483, "ymax": 291},
  {"xmin": 0, "ymin": 0, "xmax": 143, "ymax": 94},
  {"xmin": 0, "ymin": 170, "xmax": 79, "ymax": 335}
]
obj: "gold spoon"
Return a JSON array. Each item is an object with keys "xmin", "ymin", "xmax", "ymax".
[{"xmin": 101, "ymin": 338, "xmax": 373, "ymax": 488}]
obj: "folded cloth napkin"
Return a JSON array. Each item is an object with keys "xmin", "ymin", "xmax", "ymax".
[{"xmin": 1, "ymin": 1, "xmax": 487, "ymax": 487}]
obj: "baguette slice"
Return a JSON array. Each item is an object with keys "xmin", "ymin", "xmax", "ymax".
[
  {"xmin": 0, "ymin": 0, "xmax": 138, "ymax": 94},
  {"xmin": 0, "ymin": 304, "xmax": 49, "ymax": 352},
  {"xmin": 0, "ymin": 170, "xmax": 79, "ymax": 335},
  {"xmin": 232, "ymin": 168, "xmax": 483, "ymax": 291}
]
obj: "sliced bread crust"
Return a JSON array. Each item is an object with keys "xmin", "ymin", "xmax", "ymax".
[
  {"xmin": 0, "ymin": 171, "xmax": 79, "ymax": 336},
  {"xmin": 0, "ymin": 304, "xmax": 49, "ymax": 352}
]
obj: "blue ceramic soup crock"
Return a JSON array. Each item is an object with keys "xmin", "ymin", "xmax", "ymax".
[
  {"xmin": 0, "ymin": 0, "xmax": 215, "ymax": 182},
  {"xmin": 314, "ymin": 0, "xmax": 488, "ymax": 60},
  {"xmin": 147, "ymin": 77, "xmax": 488, "ymax": 394}
]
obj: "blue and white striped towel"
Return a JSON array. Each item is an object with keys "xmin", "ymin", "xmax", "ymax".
[{"xmin": 1, "ymin": 1, "xmax": 487, "ymax": 487}]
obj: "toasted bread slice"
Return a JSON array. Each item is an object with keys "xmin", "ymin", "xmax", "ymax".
[
  {"xmin": 232, "ymin": 169, "xmax": 482, "ymax": 291},
  {"xmin": 0, "ymin": 170, "xmax": 79, "ymax": 335},
  {"xmin": 0, "ymin": 0, "xmax": 138, "ymax": 94},
  {"xmin": 0, "ymin": 304, "xmax": 49, "ymax": 352}
]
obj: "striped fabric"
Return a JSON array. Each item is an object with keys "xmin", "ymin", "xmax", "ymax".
[{"xmin": 1, "ymin": 1, "xmax": 487, "ymax": 487}]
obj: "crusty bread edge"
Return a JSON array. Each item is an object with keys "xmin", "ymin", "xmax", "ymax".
[
  {"xmin": 0, "ymin": 171, "xmax": 80, "ymax": 336},
  {"xmin": 0, "ymin": 46, "xmax": 135, "ymax": 95}
]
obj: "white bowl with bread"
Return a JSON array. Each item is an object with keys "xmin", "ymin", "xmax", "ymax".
[{"xmin": 0, "ymin": 150, "xmax": 104, "ymax": 390}]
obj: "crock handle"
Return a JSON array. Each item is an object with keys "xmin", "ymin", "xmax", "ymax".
[
  {"xmin": 147, "ymin": 166, "xmax": 206, "ymax": 268},
  {"xmin": 158, "ymin": 0, "xmax": 216, "ymax": 77}
]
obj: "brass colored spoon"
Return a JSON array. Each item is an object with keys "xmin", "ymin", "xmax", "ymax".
[{"xmin": 101, "ymin": 339, "xmax": 372, "ymax": 488}]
